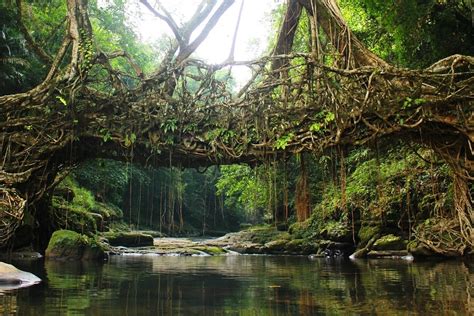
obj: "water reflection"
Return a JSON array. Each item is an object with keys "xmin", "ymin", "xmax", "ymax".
[{"xmin": 0, "ymin": 256, "xmax": 472, "ymax": 315}]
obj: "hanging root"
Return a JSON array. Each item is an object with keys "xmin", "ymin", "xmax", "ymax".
[{"xmin": 0, "ymin": 188, "xmax": 26, "ymax": 247}]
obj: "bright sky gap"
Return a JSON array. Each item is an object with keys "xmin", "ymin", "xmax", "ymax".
[{"xmin": 125, "ymin": 0, "xmax": 280, "ymax": 87}]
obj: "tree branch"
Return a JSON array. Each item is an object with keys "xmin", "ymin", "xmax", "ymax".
[
  {"xmin": 182, "ymin": 0, "xmax": 218, "ymax": 43},
  {"xmin": 271, "ymin": 0, "xmax": 302, "ymax": 70},
  {"xmin": 226, "ymin": 0, "xmax": 245, "ymax": 63},
  {"xmin": 176, "ymin": 0, "xmax": 235, "ymax": 64},
  {"xmin": 16, "ymin": 0, "xmax": 53, "ymax": 64},
  {"xmin": 140, "ymin": 0, "xmax": 185, "ymax": 47}
]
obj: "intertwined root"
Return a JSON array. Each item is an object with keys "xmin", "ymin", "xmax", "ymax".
[
  {"xmin": 413, "ymin": 174, "xmax": 473, "ymax": 256},
  {"xmin": 0, "ymin": 188, "xmax": 26, "ymax": 247}
]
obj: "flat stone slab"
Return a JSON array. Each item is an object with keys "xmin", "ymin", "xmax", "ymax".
[{"xmin": 0, "ymin": 262, "xmax": 41, "ymax": 291}]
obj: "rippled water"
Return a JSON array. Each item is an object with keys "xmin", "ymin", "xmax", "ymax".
[{"xmin": 1, "ymin": 255, "xmax": 472, "ymax": 315}]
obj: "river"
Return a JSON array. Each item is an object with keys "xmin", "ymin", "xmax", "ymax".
[{"xmin": 1, "ymin": 255, "xmax": 472, "ymax": 315}]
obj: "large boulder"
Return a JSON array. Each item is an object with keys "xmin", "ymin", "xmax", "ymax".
[
  {"xmin": 103, "ymin": 232, "xmax": 154, "ymax": 247},
  {"xmin": 0, "ymin": 262, "xmax": 41, "ymax": 290},
  {"xmin": 46, "ymin": 230, "xmax": 105, "ymax": 260}
]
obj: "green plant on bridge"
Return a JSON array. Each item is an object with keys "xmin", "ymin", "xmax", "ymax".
[
  {"xmin": 275, "ymin": 133, "xmax": 295, "ymax": 150},
  {"xmin": 309, "ymin": 111, "xmax": 335, "ymax": 133}
]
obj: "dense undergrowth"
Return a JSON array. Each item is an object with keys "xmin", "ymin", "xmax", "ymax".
[{"xmin": 41, "ymin": 139, "xmax": 464, "ymax": 257}]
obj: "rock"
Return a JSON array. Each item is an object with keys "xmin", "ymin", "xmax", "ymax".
[
  {"xmin": 0, "ymin": 262, "xmax": 41, "ymax": 290},
  {"xmin": 228, "ymin": 242, "xmax": 264, "ymax": 254},
  {"xmin": 191, "ymin": 246, "xmax": 226, "ymax": 255},
  {"xmin": 137, "ymin": 230, "xmax": 166, "ymax": 238},
  {"xmin": 264, "ymin": 239, "xmax": 289, "ymax": 253},
  {"xmin": 358, "ymin": 225, "xmax": 380, "ymax": 246},
  {"xmin": 103, "ymin": 232, "xmax": 154, "ymax": 247},
  {"xmin": 285, "ymin": 239, "xmax": 318, "ymax": 254},
  {"xmin": 46, "ymin": 230, "xmax": 105, "ymax": 260},
  {"xmin": 408, "ymin": 241, "xmax": 435, "ymax": 257},
  {"xmin": 367, "ymin": 250, "xmax": 410, "ymax": 258},
  {"xmin": 203, "ymin": 230, "xmax": 229, "ymax": 237},
  {"xmin": 373, "ymin": 234, "xmax": 406, "ymax": 251},
  {"xmin": 0, "ymin": 249, "xmax": 43, "ymax": 260}
]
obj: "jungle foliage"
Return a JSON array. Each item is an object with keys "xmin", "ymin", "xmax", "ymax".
[{"xmin": 0, "ymin": 0, "xmax": 472, "ymax": 255}]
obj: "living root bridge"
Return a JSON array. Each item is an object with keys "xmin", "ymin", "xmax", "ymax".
[{"xmin": 0, "ymin": 0, "xmax": 473, "ymax": 254}]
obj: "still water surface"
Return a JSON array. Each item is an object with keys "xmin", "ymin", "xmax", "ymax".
[{"xmin": 1, "ymin": 255, "xmax": 472, "ymax": 315}]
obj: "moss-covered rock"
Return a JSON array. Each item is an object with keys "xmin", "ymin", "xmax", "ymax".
[
  {"xmin": 50, "ymin": 197, "xmax": 98, "ymax": 234},
  {"xmin": 136, "ymin": 230, "xmax": 166, "ymax": 238},
  {"xmin": 247, "ymin": 226, "xmax": 290, "ymax": 244},
  {"xmin": 46, "ymin": 230, "xmax": 105, "ymax": 260},
  {"xmin": 358, "ymin": 225, "xmax": 380, "ymax": 246},
  {"xmin": 50, "ymin": 176, "xmax": 126, "ymax": 235},
  {"xmin": 192, "ymin": 246, "xmax": 226, "ymax": 255},
  {"xmin": 264, "ymin": 239, "xmax": 290, "ymax": 253},
  {"xmin": 373, "ymin": 234, "xmax": 406, "ymax": 251},
  {"xmin": 103, "ymin": 232, "xmax": 154, "ymax": 247}
]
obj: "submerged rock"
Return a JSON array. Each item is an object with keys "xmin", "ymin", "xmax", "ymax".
[
  {"xmin": 367, "ymin": 250, "xmax": 411, "ymax": 258},
  {"xmin": 0, "ymin": 262, "xmax": 41, "ymax": 291},
  {"xmin": 46, "ymin": 230, "xmax": 105, "ymax": 261}
]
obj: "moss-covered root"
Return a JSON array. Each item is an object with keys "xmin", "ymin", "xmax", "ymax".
[{"xmin": 45, "ymin": 230, "xmax": 105, "ymax": 261}]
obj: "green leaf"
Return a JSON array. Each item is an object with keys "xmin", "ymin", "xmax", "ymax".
[
  {"xmin": 324, "ymin": 111, "xmax": 335, "ymax": 123},
  {"xmin": 274, "ymin": 133, "xmax": 294, "ymax": 149},
  {"xmin": 56, "ymin": 95, "xmax": 67, "ymax": 106},
  {"xmin": 310, "ymin": 123, "xmax": 322, "ymax": 132}
]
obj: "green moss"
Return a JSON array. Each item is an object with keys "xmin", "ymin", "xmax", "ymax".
[
  {"xmin": 50, "ymin": 198, "xmax": 97, "ymax": 234},
  {"xmin": 358, "ymin": 225, "xmax": 380, "ymax": 246},
  {"xmin": 108, "ymin": 221, "xmax": 131, "ymax": 232},
  {"xmin": 51, "ymin": 176, "xmax": 125, "ymax": 235},
  {"xmin": 46, "ymin": 230, "xmax": 105, "ymax": 260},
  {"xmin": 48, "ymin": 229, "xmax": 86, "ymax": 248},
  {"xmin": 247, "ymin": 226, "xmax": 290, "ymax": 244},
  {"xmin": 136, "ymin": 230, "xmax": 166, "ymax": 238},
  {"xmin": 95, "ymin": 202, "xmax": 123, "ymax": 221},
  {"xmin": 373, "ymin": 234, "xmax": 406, "ymax": 251},
  {"xmin": 265, "ymin": 239, "xmax": 289, "ymax": 252},
  {"xmin": 103, "ymin": 231, "xmax": 154, "ymax": 247}
]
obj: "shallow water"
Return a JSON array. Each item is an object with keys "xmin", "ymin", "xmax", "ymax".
[{"xmin": 1, "ymin": 255, "xmax": 472, "ymax": 315}]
